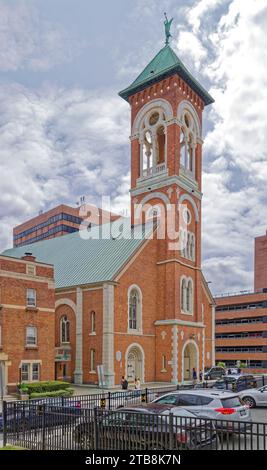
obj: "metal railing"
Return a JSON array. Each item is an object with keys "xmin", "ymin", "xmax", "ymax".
[
  {"xmin": 3, "ymin": 375, "xmax": 267, "ymax": 411},
  {"xmin": 214, "ymin": 288, "xmax": 265, "ymax": 299},
  {"xmin": 2, "ymin": 402, "xmax": 267, "ymax": 450}
]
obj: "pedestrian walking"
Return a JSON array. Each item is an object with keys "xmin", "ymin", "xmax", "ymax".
[
  {"xmin": 134, "ymin": 377, "xmax": 141, "ymax": 390},
  {"xmin": 121, "ymin": 376, "xmax": 128, "ymax": 390}
]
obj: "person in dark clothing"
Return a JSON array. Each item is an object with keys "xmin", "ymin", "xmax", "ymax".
[
  {"xmin": 192, "ymin": 368, "xmax": 197, "ymax": 382},
  {"xmin": 121, "ymin": 376, "xmax": 128, "ymax": 390}
]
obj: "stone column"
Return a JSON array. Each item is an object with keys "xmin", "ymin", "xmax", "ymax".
[
  {"xmin": 171, "ymin": 325, "xmax": 178, "ymax": 384},
  {"xmin": 102, "ymin": 283, "xmax": 115, "ymax": 387},
  {"xmin": 202, "ymin": 304, "xmax": 205, "ymax": 377},
  {"xmin": 74, "ymin": 287, "xmax": 83, "ymax": 384}
]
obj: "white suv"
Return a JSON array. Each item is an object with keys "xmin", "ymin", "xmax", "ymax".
[
  {"xmin": 152, "ymin": 389, "xmax": 252, "ymax": 430},
  {"xmin": 239, "ymin": 385, "xmax": 267, "ymax": 408}
]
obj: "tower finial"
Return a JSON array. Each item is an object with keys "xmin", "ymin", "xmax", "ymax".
[{"xmin": 164, "ymin": 13, "xmax": 173, "ymax": 45}]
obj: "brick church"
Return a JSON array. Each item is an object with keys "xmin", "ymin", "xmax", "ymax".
[{"xmin": 1, "ymin": 24, "xmax": 215, "ymax": 390}]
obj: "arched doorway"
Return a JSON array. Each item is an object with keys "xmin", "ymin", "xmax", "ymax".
[
  {"xmin": 126, "ymin": 345, "xmax": 144, "ymax": 383},
  {"xmin": 182, "ymin": 340, "xmax": 198, "ymax": 381}
]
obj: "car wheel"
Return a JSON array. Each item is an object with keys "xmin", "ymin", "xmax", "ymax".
[{"xmin": 242, "ymin": 396, "xmax": 256, "ymax": 408}]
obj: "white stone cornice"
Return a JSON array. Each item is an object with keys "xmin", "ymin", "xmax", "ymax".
[
  {"xmin": 1, "ymin": 304, "xmax": 54, "ymax": 313},
  {"xmin": 131, "ymin": 175, "xmax": 202, "ymax": 199},
  {"xmin": 0, "ymin": 270, "xmax": 55, "ymax": 286},
  {"xmin": 155, "ymin": 319, "xmax": 205, "ymax": 328},
  {"xmin": 156, "ymin": 259, "xmax": 200, "ymax": 270}
]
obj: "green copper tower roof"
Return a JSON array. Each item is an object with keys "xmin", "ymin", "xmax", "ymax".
[{"xmin": 119, "ymin": 44, "xmax": 214, "ymax": 106}]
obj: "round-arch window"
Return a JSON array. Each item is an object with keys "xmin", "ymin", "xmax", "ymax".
[
  {"xmin": 149, "ymin": 112, "xmax": 160, "ymax": 126},
  {"xmin": 183, "ymin": 207, "xmax": 192, "ymax": 225}
]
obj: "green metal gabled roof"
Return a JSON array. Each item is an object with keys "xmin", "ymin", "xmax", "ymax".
[
  {"xmin": 2, "ymin": 219, "xmax": 154, "ymax": 289},
  {"xmin": 119, "ymin": 45, "xmax": 214, "ymax": 106}
]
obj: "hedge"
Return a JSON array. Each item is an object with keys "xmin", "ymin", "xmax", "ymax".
[
  {"xmin": 18, "ymin": 381, "xmax": 71, "ymax": 395},
  {"xmin": 30, "ymin": 388, "xmax": 74, "ymax": 399}
]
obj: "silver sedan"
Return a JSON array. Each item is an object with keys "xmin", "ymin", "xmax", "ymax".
[{"xmin": 239, "ymin": 385, "xmax": 267, "ymax": 408}]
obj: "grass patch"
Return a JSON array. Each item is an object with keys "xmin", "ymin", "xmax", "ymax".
[{"xmin": 0, "ymin": 445, "xmax": 25, "ymax": 450}]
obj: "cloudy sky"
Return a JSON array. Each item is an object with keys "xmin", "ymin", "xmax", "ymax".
[{"xmin": 0, "ymin": 0, "xmax": 267, "ymax": 295}]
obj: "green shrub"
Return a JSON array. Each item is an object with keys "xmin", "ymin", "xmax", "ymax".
[
  {"xmin": 18, "ymin": 381, "xmax": 71, "ymax": 395},
  {"xmin": 239, "ymin": 362, "xmax": 247, "ymax": 369},
  {"xmin": 216, "ymin": 362, "xmax": 226, "ymax": 368},
  {"xmin": 30, "ymin": 388, "xmax": 74, "ymax": 399}
]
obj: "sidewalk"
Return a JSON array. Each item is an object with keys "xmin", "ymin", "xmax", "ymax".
[{"xmin": 71, "ymin": 381, "xmax": 186, "ymax": 396}]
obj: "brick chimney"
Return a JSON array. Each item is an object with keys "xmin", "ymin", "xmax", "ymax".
[{"xmin": 21, "ymin": 252, "xmax": 36, "ymax": 262}]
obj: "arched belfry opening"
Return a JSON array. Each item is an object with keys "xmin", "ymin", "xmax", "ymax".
[{"xmin": 138, "ymin": 108, "xmax": 167, "ymax": 179}]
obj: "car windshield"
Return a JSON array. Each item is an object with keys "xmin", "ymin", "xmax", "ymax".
[
  {"xmin": 221, "ymin": 396, "xmax": 242, "ymax": 408},
  {"xmin": 224, "ymin": 377, "xmax": 236, "ymax": 383},
  {"xmin": 155, "ymin": 395, "xmax": 177, "ymax": 404},
  {"xmin": 101, "ymin": 411, "xmax": 157, "ymax": 427}
]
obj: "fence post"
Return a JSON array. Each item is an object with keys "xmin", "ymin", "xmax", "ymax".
[
  {"xmin": 108, "ymin": 392, "xmax": 111, "ymax": 410},
  {"xmin": 93, "ymin": 407, "xmax": 99, "ymax": 450},
  {"xmin": 41, "ymin": 404, "xmax": 46, "ymax": 450},
  {"xmin": 145, "ymin": 388, "xmax": 148, "ymax": 403},
  {"xmin": 169, "ymin": 412, "xmax": 174, "ymax": 450},
  {"xmin": 3, "ymin": 401, "xmax": 7, "ymax": 447}
]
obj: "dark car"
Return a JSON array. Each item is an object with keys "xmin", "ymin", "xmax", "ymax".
[
  {"xmin": 0, "ymin": 401, "xmax": 82, "ymax": 433},
  {"xmin": 213, "ymin": 374, "xmax": 257, "ymax": 392},
  {"xmin": 204, "ymin": 366, "xmax": 226, "ymax": 380},
  {"xmin": 73, "ymin": 403, "xmax": 217, "ymax": 450}
]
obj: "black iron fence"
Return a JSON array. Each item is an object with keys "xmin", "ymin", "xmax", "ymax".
[
  {"xmin": 2, "ymin": 402, "xmax": 267, "ymax": 450},
  {"xmin": 5, "ymin": 374, "xmax": 267, "ymax": 411}
]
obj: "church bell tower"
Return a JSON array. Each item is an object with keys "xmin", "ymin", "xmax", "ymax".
[{"xmin": 119, "ymin": 16, "xmax": 215, "ymax": 383}]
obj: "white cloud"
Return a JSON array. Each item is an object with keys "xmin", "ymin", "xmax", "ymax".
[
  {"xmin": 177, "ymin": 31, "xmax": 207, "ymax": 67},
  {"xmin": 0, "ymin": 0, "xmax": 82, "ymax": 71},
  {"xmin": 0, "ymin": 83, "xmax": 130, "ymax": 251},
  {"xmin": 176, "ymin": 0, "xmax": 267, "ymax": 293},
  {"xmin": 186, "ymin": 0, "xmax": 227, "ymax": 33}
]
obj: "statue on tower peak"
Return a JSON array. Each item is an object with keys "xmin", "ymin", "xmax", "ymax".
[{"xmin": 164, "ymin": 13, "xmax": 173, "ymax": 45}]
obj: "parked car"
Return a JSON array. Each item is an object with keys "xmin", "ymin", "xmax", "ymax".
[
  {"xmin": 0, "ymin": 401, "xmax": 82, "ymax": 433},
  {"xmin": 227, "ymin": 368, "xmax": 239, "ymax": 375},
  {"xmin": 213, "ymin": 374, "xmax": 257, "ymax": 392},
  {"xmin": 204, "ymin": 366, "xmax": 226, "ymax": 380},
  {"xmin": 239, "ymin": 385, "xmax": 267, "ymax": 408},
  {"xmin": 151, "ymin": 389, "xmax": 252, "ymax": 431},
  {"xmin": 73, "ymin": 403, "xmax": 217, "ymax": 450}
]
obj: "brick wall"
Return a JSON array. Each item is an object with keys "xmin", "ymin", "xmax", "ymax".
[
  {"xmin": 255, "ymin": 232, "xmax": 267, "ymax": 291},
  {"xmin": 0, "ymin": 256, "xmax": 55, "ymax": 392}
]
